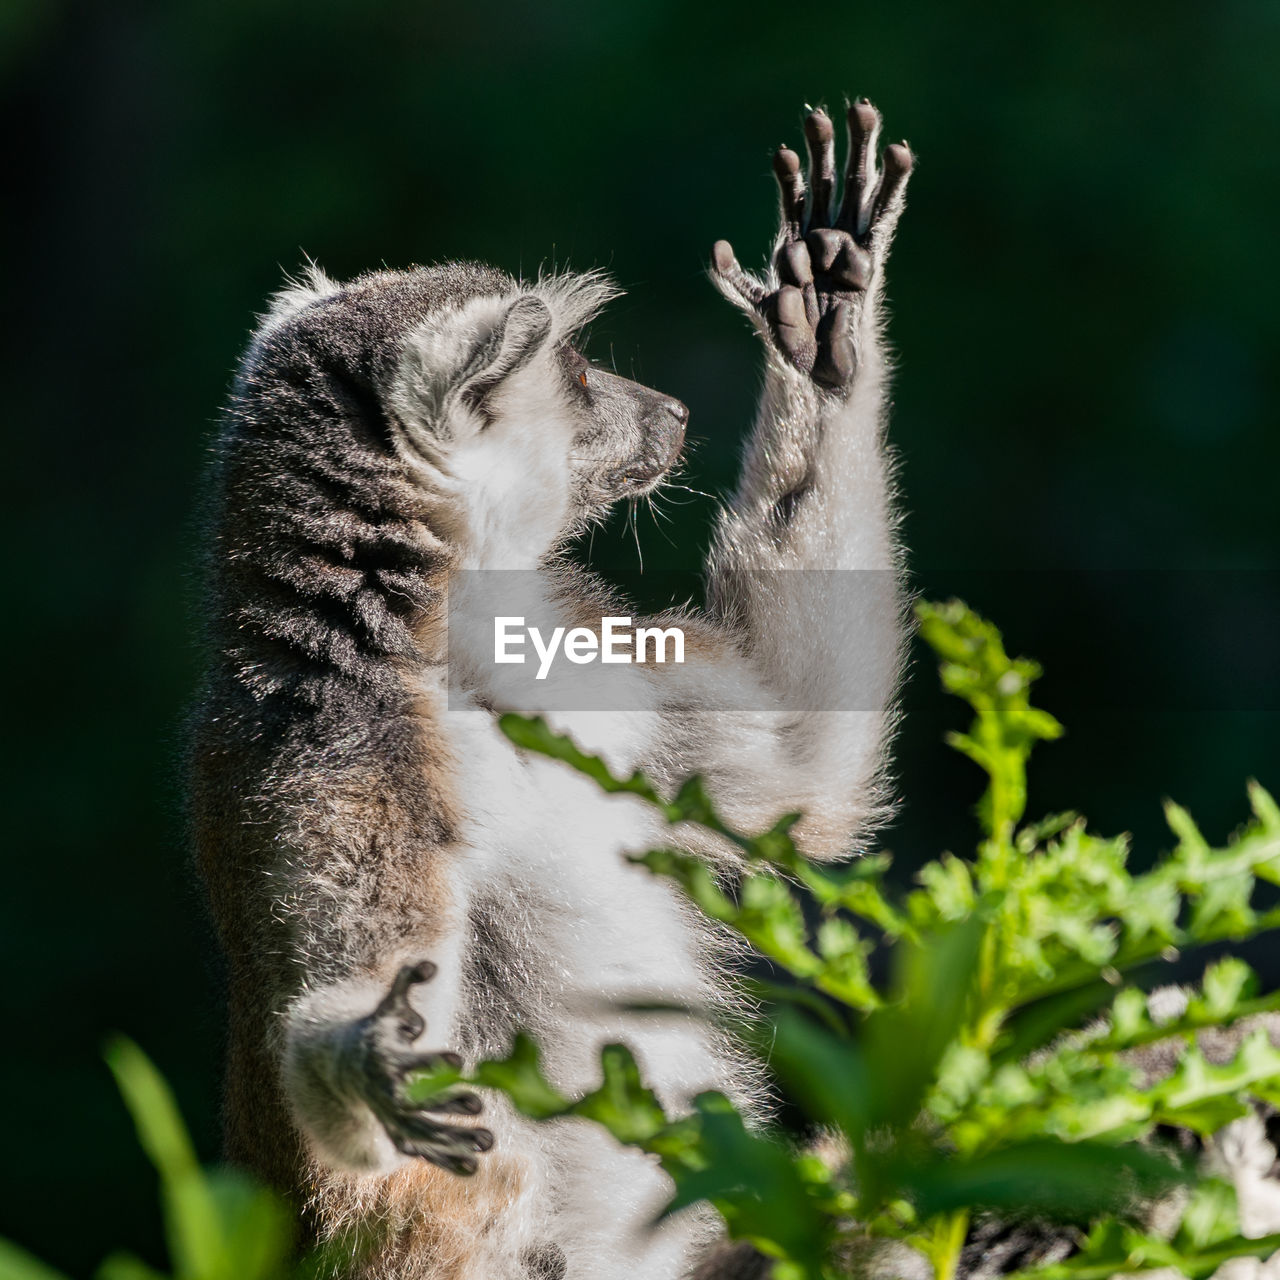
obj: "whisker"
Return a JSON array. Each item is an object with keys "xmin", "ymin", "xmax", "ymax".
[
  {"xmin": 665, "ymin": 480, "xmax": 718, "ymax": 502},
  {"xmin": 630, "ymin": 500, "xmax": 644, "ymax": 571},
  {"xmin": 644, "ymin": 494, "xmax": 679, "ymax": 549}
]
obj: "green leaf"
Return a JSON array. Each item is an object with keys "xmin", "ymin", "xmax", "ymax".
[
  {"xmin": 498, "ymin": 714, "xmax": 670, "ymax": 810},
  {"xmin": 906, "ymin": 1139, "xmax": 1185, "ymax": 1221},
  {"xmin": 94, "ymin": 1257, "xmax": 169, "ymax": 1280},
  {"xmin": 664, "ymin": 1093, "xmax": 832, "ymax": 1269},
  {"xmin": 202, "ymin": 1170, "xmax": 292, "ymax": 1280},
  {"xmin": 472, "ymin": 1034, "xmax": 572, "ymax": 1121},
  {"xmin": 1005, "ymin": 1224, "xmax": 1280, "ymax": 1280},
  {"xmin": 767, "ymin": 1007, "xmax": 873, "ymax": 1142},
  {"xmin": 916, "ymin": 599, "xmax": 1063, "ymax": 847},
  {"xmin": 570, "ymin": 1044, "xmax": 668, "ymax": 1145},
  {"xmin": 1173, "ymin": 1178, "xmax": 1241, "ymax": 1251},
  {"xmin": 0, "ymin": 1239, "xmax": 75, "ymax": 1280},
  {"xmin": 1197, "ymin": 957, "xmax": 1258, "ymax": 1019},
  {"xmin": 1155, "ymin": 1029, "xmax": 1280, "ymax": 1132},
  {"xmin": 992, "ymin": 979, "xmax": 1118, "ymax": 1069},
  {"xmin": 863, "ymin": 919, "xmax": 985, "ymax": 1131},
  {"xmin": 103, "ymin": 1036, "xmax": 225, "ymax": 1279},
  {"xmin": 915, "ymin": 854, "xmax": 976, "ymax": 923}
]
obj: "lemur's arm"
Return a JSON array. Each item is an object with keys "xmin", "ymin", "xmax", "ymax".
[
  {"xmin": 682, "ymin": 102, "xmax": 913, "ymax": 851},
  {"xmin": 709, "ymin": 101, "xmax": 910, "ymax": 569}
]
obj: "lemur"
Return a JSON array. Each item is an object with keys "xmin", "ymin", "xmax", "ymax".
[{"xmin": 191, "ymin": 99, "xmax": 912, "ymax": 1280}]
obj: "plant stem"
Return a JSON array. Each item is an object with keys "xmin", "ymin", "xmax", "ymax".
[{"xmin": 928, "ymin": 1210, "xmax": 970, "ymax": 1280}]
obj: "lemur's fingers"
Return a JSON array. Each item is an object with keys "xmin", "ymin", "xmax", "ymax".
[
  {"xmin": 772, "ymin": 147, "xmax": 806, "ymax": 241},
  {"xmin": 803, "ymin": 108, "xmax": 836, "ymax": 229},
  {"xmin": 395, "ymin": 1047, "xmax": 464, "ymax": 1078},
  {"xmin": 710, "ymin": 240, "xmax": 767, "ymax": 308},
  {"xmin": 780, "ymin": 241, "xmax": 820, "ymax": 329},
  {"xmin": 838, "ymin": 98, "xmax": 882, "ymax": 236},
  {"xmin": 771, "ymin": 285, "xmax": 817, "ymax": 374},
  {"xmin": 387, "ymin": 1111, "xmax": 495, "ymax": 1175},
  {"xmin": 413, "ymin": 1088, "xmax": 484, "ymax": 1117},
  {"xmin": 813, "ymin": 300, "xmax": 856, "ymax": 389},
  {"xmin": 374, "ymin": 961, "xmax": 437, "ymax": 1042},
  {"xmin": 869, "ymin": 142, "xmax": 914, "ymax": 234},
  {"xmin": 394, "ymin": 1048, "xmax": 481, "ymax": 1115}
]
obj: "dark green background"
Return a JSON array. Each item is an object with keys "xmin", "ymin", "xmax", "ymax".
[{"xmin": 3, "ymin": 0, "xmax": 1277, "ymax": 1270}]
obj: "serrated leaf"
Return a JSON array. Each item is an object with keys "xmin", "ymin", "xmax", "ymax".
[
  {"xmin": 498, "ymin": 713, "xmax": 669, "ymax": 810},
  {"xmin": 472, "ymin": 1033, "xmax": 571, "ymax": 1120},
  {"xmin": 664, "ymin": 1093, "xmax": 831, "ymax": 1269},
  {"xmin": 570, "ymin": 1044, "xmax": 668, "ymax": 1145},
  {"xmin": 1173, "ymin": 1177, "xmax": 1241, "ymax": 1251},
  {"xmin": 916, "ymin": 854, "xmax": 976, "ymax": 922},
  {"xmin": 1197, "ymin": 957, "xmax": 1258, "ymax": 1019}
]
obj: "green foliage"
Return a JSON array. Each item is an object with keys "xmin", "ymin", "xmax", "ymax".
[
  {"xmin": 5, "ymin": 601, "xmax": 1279, "ymax": 1280},
  {"xmin": 0, "ymin": 1038, "xmax": 297, "ymax": 1280},
  {"xmin": 425, "ymin": 599, "xmax": 1280, "ymax": 1280}
]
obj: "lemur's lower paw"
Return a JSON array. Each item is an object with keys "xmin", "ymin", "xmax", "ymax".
[
  {"xmin": 711, "ymin": 99, "xmax": 912, "ymax": 391},
  {"xmin": 353, "ymin": 962, "xmax": 493, "ymax": 1176}
]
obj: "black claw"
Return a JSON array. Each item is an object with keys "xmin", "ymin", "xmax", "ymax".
[{"xmin": 359, "ymin": 966, "xmax": 494, "ymax": 1178}]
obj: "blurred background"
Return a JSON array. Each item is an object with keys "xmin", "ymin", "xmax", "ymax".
[{"xmin": 2, "ymin": 0, "xmax": 1277, "ymax": 1270}]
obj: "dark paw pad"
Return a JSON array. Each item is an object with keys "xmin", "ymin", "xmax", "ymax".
[{"xmin": 710, "ymin": 99, "xmax": 912, "ymax": 391}]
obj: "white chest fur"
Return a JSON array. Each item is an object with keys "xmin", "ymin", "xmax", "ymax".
[{"xmin": 431, "ymin": 691, "xmax": 724, "ymax": 1103}]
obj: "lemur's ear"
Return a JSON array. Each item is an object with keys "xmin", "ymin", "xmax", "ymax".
[
  {"xmin": 390, "ymin": 294, "xmax": 554, "ymax": 444},
  {"xmin": 456, "ymin": 295, "xmax": 553, "ymax": 415}
]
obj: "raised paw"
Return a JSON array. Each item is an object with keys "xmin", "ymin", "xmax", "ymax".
[
  {"xmin": 711, "ymin": 99, "xmax": 913, "ymax": 391},
  {"xmin": 353, "ymin": 962, "xmax": 493, "ymax": 1176}
]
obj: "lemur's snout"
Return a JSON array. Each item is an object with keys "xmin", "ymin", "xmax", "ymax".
[{"xmin": 608, "ymin": 398, "xmax": 686, "ymax": 493}]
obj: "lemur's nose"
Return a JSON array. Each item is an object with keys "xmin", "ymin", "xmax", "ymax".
[{"xmin": 662, "ymin": 398, "xmax": 688, "ymax": 453}]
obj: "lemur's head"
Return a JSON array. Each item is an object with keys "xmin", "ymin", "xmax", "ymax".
[
  {"xmin": 244, "ymin": 262, "xmax": 686, "ymax": 569},
  {"xmin": 384, "ymin": 268, "xmax": 687, "ymax": 561}
]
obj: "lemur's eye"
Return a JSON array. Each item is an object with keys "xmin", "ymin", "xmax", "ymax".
[{"xmin": 560, "ymin": 342, "xmax": 590, "ymax": 392}]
